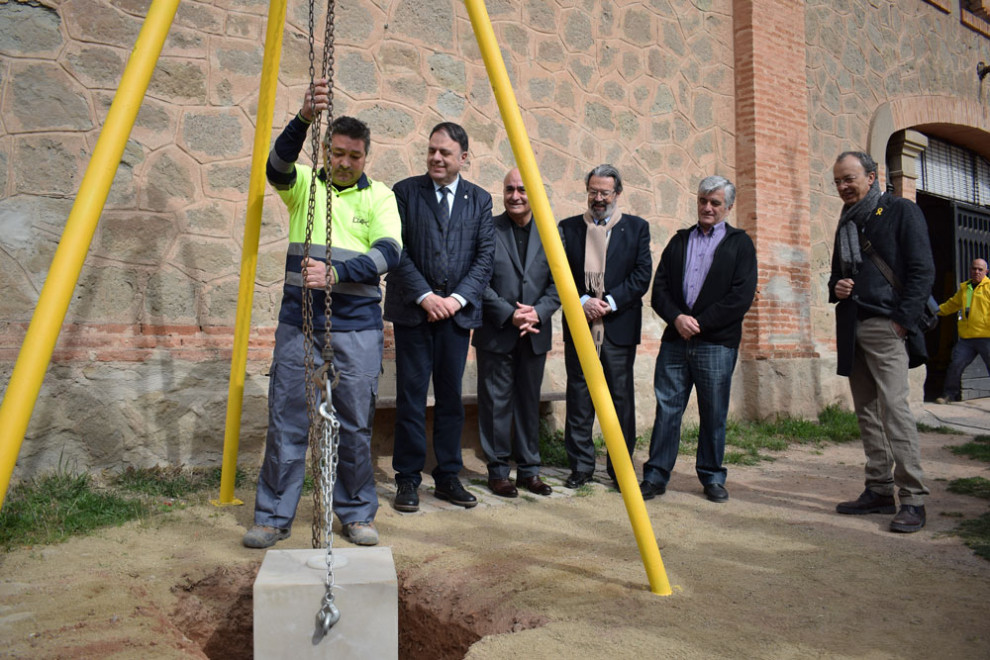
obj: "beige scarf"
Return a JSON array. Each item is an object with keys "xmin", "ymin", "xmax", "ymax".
[{"xmin": 583, "ymin": 208, "xmax": 622, "ymax": 353}]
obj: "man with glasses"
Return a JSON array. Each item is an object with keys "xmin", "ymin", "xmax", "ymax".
[
  {"xmin": 828, "ymin": 151, "xmax": 934, "ymax": 533},
  {"xmin": 935, "ymin": 258, "xmax": 989, "ymax": 404},
  {"xmin": 558, "ymin": 164, "xmax": 652, "ymax": 489},
  {"xmin": 639, "ymin": 176, "xmax": 757, "ymax": 503}
]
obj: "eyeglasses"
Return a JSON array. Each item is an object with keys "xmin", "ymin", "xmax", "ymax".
[{"xmin": 587, "ymin": 189, "xmax": 615, "ymax": 200}]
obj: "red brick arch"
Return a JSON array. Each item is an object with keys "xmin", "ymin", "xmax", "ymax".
[{"xmin": 869, "ymin": 95, "xmax": 990, "ymax": 194}]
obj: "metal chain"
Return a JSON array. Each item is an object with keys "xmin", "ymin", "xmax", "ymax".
[
  {"xmin": 302, "ymin": 0, "xmax": 322, "ymax": 553},
  {"xmin": 310, "ymin": 0, "xmax": 337, "ymax": 553},
  {"xmin": 307, "ymin": 0, "xmax": 341, "ymax": 641},
  {"xmin": 297, "ymin": 0, "xmax": 340, "ymax": 640}
]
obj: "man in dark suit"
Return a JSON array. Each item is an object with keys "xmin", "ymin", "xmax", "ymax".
[
  {"xmin": 640, "ymin": 175, "xmax": 757, "ymax": 504},
  {"xmin": 383, "ymin": 122, "xmax": 494, "ymax": 513},
  {"xmin": 473, "ymin": 168, "xmax": 561, "ymax": 498},
  {"xmin": 558, "ymin": 164, "xmax": 652, "ymax": 489}
]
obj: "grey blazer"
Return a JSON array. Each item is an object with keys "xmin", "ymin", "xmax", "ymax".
[{"xmin": 472, "ymin": 212, "xmax": 560, "ymax": 355}]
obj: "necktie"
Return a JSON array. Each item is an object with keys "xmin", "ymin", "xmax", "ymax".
[{"xmin": 438, "ymin": 187, "xmax": 450, "ymax": 224}]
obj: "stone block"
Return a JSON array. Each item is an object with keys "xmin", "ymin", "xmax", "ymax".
[
  {"xmin": 6, "ymin": 62, "xmax": 93, "ymax": 132},
  {"xmin": 254, "ymin": 548, "xmax": 398, "ymax": 660},
  {"xmin": 0, "ymin": 2, "xmax": 63, "ymax": 57}
]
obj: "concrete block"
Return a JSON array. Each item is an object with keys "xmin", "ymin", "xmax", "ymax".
[{"xmin": 254, "ymin": 547, "xmax": 398, "ymax": 659}]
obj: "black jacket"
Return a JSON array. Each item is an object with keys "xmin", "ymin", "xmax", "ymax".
[
  {"xmin": 652, "ymin": 223, "xmax": 757, "ymax": 348},
  {"xmin": 828, "ymin": 192, "xmax": 935, "ymax": 375},
  {"xmin": 558, "ymin": 213, "xmax": 652, "ymax": 347}
]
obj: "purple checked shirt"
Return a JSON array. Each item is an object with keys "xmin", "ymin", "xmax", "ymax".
[{"xmin": 683, "ymin": 221, "xmax": 726, "ymax": 309}]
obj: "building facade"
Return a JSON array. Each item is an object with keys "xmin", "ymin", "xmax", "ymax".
[{"xmin": 2, "ymin": 0, "xmax": 989, "ymax": 475}]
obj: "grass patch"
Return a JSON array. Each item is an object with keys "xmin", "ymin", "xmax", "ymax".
[
  {"xmin": 947, "ymin": 477, "xmax": 990, "ymax": 500},
  {"xmin": 680, "ymin": 404, "xmax": 860, "ymax": 464},
  {"xmin": 950, "ymin": 435, "xmax": 990, "ymax": 463},
  {"xmin": 917, "ymin": 422, "xmax": 964, "ymax": 435},
  {"xmin": 109, "ymin": 465, "xmax": 242, "ymax": 498},
  {"xmin": 1, "ymin": 465, "xmax": 242, "ymax": 552},
  {"xmin": 952, "ymin": 512, "xmax": 990, "ymax": 561},
  {"xmin": 538, "ymin": 404, "xmax": 860, "ymax": 467},
  {"xmin": 0, "ymin": 471, "xmax": 146, "ymax": 551},
  {"xmin": 538, "ymin": 420, "xmax": 569, "ymax": 468}
]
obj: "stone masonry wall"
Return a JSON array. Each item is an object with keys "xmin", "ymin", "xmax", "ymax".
[
  {"xmin": 4, "ymin": 0, "xmax": 988, "ymax": 477},
  {"xmin": 805, "ymin": 0, "xmax": 990, "ymax": 353},
  {"xmin": 0, "ymin": 0, "xmax": 737, "ymax": 475}
]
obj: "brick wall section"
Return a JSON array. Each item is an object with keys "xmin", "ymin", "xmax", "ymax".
[{"xmin": 733, "ymin": 0, "xmax": 816, "ymax": 361}]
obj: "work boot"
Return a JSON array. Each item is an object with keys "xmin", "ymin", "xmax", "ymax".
[
  {"xmin": 242, "ymin": 525, "xmax": 290, "ymax": 549},
  {"xmin": 341, "ymin": 521, "xmax": 379, "ymax": 546},
  {"xmin": 393, "ymin": 482, "xmax": 419, "ymax": 513}
]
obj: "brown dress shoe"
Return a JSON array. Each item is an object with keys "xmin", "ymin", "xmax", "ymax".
[
  {"xmin": 518, "ymin": 475, "xmax": 553, "ymax": 496},
  {"xmin": 488, "ymin": 478, "xmax": 518, "ymax": 498}
]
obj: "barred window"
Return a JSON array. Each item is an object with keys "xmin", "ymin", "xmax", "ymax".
[{"xmin": 918, "ymin": 137, "xmax": 990, "ymax": 207}]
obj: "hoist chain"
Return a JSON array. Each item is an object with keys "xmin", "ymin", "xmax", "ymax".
[{"xmin": 301, "ymin": 0, "xmax": 340, "ymax": 642}]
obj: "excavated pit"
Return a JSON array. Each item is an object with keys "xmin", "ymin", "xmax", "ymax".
[{"xmin": 169, "ymin": 563, "xmax": 547, "ymax": 659}]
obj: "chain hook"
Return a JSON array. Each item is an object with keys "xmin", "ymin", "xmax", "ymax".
[{"xmin": 313, "ymin": 594, "xmax": 341, "ymax": 643}]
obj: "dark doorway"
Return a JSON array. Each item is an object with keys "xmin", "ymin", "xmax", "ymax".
[{"xmin": 917, "ymin": 192, "xmax": 990, "ymax": 400}]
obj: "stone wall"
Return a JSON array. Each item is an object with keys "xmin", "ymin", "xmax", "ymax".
[
  {"xmin": 2, "ymin": 0, "xmax": 988, "ymax": 476},
  {"xmin": 805, "ymin": 0, "xmax": 990, "ymax": 353},
  {"xmin": 1, "ymin": 0, "xmax": 738, "ymax": 475}
]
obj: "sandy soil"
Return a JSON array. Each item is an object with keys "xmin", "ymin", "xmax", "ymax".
[{"xmin": 1, "ymin": 431, "xmax": 989, "ymax": 659}]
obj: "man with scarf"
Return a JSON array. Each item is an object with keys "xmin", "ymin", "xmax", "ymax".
[
  {"xmin": 828, "ymin": 151, "xmax": 934, "ymax": 533},
  {"xmin": 640, "ymin": 176, "xmax": 757, "ymax": 503},
  {"xmin": 558, "ymin": 164, "xmax": 652, "ymax": 489}
]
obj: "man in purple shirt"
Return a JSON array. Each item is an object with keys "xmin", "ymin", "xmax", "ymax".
[{"xmin": 640, "ymin": 176, "xmax": 757, "ymax": 503}]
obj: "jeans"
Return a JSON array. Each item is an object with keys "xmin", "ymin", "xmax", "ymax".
[
  {"xmin": 943, "ymin": 337, "xmax": 990, "ymax": 400},
  {"xmin": 643, "ymin": 339, "xmax": 738, "ymax": 487}
]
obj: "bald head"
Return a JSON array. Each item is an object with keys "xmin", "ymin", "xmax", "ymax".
[
  {"xmin": 971, "ymin": 259, "xmax": 988, "ymax": 284},
  {"xmin": 503, "ymin": 168, "xmax": 531, "ymax": 226}
]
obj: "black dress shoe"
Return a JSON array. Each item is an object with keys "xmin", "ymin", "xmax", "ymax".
[
  {"xmin": 393, "ymin": 482, "xmax": 419, "ymax": 512},
  {"xmin": 434, "ymin": 478, "xmax": 478, "ymax": 508},
  {"xmin": 890, "ymin": 504, "xmax": 926, "ymax": 533},
  {"xmin": 703, "ymin": 483, "xmax": 729, "ymax": 503},
  {"xmin": 517, "ymin": 475, "xmax": 553, "ymax": 496},
  {"xmin": 488, "ymin": 477, "xmax": 518, "ymax": 498},
  {"xmin": 836, "ymin": 488, "xmax": 896, "ymax": 515},
  {"xmin": 639, "ymin": 480, "xmax": 666, "ymax": 500},
  {"xmin": 564, "ymin": 471, "xmax": 594, "ymax": 489}
]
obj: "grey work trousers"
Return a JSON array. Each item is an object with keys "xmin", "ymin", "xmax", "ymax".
[{"xmin": 253, "ymin": 324, "xmax": 383, "ymax": 529}]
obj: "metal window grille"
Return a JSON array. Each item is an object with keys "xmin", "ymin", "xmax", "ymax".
[{"xmin": 918, "ymin": 137, "xmax": 990, "ymax": 206}]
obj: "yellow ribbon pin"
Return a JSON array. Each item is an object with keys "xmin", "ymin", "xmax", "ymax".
[{"xmin": 875, "ymin": 207, "xmax": 883, "ymax": 215}]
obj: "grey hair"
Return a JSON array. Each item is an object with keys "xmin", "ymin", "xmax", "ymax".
[
  {"xmin": 698, "ymin": 175, "xmax": 735, "ymax": 207},
  {"xmin": 585, "ymin": 163, "xmax": 623, "ymax": 194},
  {"xmin": 836, "ymin": 151, "xmax": 878, "ymax": 176}
]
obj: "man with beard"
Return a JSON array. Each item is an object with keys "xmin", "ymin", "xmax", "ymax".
[
  {"xmin": 828, "ymin": 150, "xmax": 934, "ymax": 533},
  {"xmin": 558, "ymin": 164, "xmax": 652, "ymax": 489}
]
